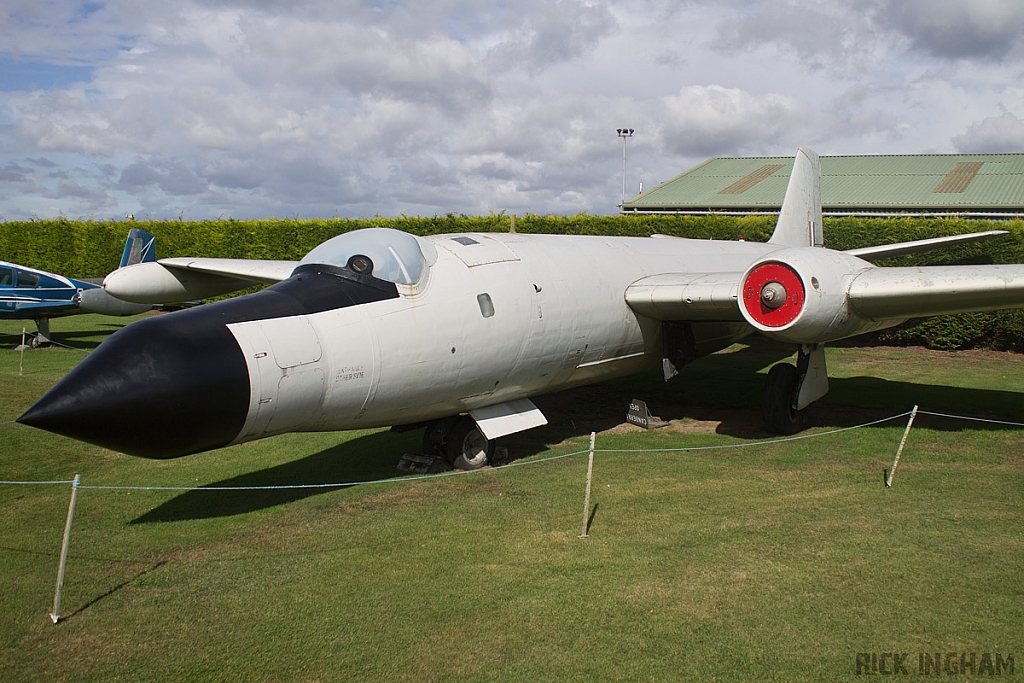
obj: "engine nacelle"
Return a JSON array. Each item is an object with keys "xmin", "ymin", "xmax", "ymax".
[
  {"xmin": 104, "ymin": 262, "xmax": 252, "ymax": 304},
  {"xmin": 77, "ymin": 287, "xmax": 152, "ymax": 316},
  {"xmin": 738, "ymin": 248, "xmax": 889, "ymax": 344}
]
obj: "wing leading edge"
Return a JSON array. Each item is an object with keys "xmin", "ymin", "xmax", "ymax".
[
  {"xmin": 105, "ymin": 258, "xmax": 298, "ymax": 304},
  {"xmin": 848, "ymin": 265, "xmax": 1024, "ymax": 321},
  {"xmin": 624, "ymin": 273, "xmax": 745, "ymax": 321}
]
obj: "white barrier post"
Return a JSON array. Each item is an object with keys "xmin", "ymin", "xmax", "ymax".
[
  {"xmin": 579, "ymin": 432, "xmax": 596, "ymax": 538},
  {"xmin": 20, "ymin": 328, "xmax": 26, "ymax": 376},
  {"xmin": 886, "ymin": 406, "xmax": 918, "ymax": 488},
  {"xmin": 50, "ymin": 474, "xmax": 81, "ymax": 624}
]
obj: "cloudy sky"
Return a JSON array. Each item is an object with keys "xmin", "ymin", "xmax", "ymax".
[{"xmin": 2, "ymin": 0, "xmax": 1024, "ymax": 221}]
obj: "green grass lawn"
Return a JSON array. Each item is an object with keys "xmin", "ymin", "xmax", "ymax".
[{"xmin": 1, "ymin": 315, "xmax": 1021, "ymax": 682}]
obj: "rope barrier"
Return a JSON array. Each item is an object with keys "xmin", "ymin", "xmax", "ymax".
[
  {"xmin": 917, "ymin": 410, "xmax": 1024, "ymax": 428},
  {"xmin": 75, "ymin": 447, "xmax": 596, "ymax": 491},
  {"xmin": 44, "ymin": 340, "xmax": 92, "ymax": 353},
  {"xmin": 5, "ymin": 406, "xmax": 998, "ymax": 492},
  {"xmin": 596, "ymin": 411, "xmax": 914, "ymax": 454},
  {"xmin": 0, "ymin": 332, "xmax": 92, "ymax": 352},
  {"xmin": 11, "ymin": 403, "xmax": 1015, "ymax": 627}
]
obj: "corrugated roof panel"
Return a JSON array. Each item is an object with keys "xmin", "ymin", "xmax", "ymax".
[
  {"xmin": 933, "ymin": 162, "xmax": 984, "ymax": 193},
  {"xmin": 719, "ymin": 164, "xmax": 784, "ymax": 194},
  {"xmin": 684, "ymin": 157, "xmax": 793, "ymax": 178},
  {"xmin": 624, "ymin": 153, "xmax": 1024, "ymax": 213}
]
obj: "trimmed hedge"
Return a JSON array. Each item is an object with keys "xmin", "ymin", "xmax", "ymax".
[{"xmin": 3, "ymin": 214, "xmax": 1024, "ymax": 351}]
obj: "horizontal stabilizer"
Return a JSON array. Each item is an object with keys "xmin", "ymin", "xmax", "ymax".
[
  {"xmin": 849, "ymin": 265, "xmax": 1024, "ymax": 320},
  {"xmin": 469, "ymin": 399, "xmax": 547, "ymax": 440},
  {"xmin": 845, "ymin": 230, "xmax": 1008, "ymax": 261}
]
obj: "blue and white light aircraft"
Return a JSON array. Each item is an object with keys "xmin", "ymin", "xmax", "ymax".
[
  {"xmin": 18, "ymin": 150, "xmax": 1024, "ymax": 466},
  {"xmin": 1, "ymin": 229, "xmax": 157, "ymax": 345}
]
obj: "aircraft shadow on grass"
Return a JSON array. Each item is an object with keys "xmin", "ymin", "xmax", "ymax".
[{"xmin": 131, "ymin": 339, "xmax": 1024, "ymax": 525}]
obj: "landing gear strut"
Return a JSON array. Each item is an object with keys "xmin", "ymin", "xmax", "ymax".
[
  {"xmin": 422, "ymin": 415, "xmax": 495, "ymax": 470},
  {"xmin": 761, "ymin": 344, "xmax": 829, "ymax": 435}
]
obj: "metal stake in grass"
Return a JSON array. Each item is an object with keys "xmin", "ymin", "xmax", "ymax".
[
  {"xmin": 579, "ymin": 432, "xmax": 596, "ymax": 538},
  {"xmin": 886, "ymin": 405, "xmax": 918, "ymax": 488},
  {"xmin": 50, "ymin": 474, "xmax": 81, "ymax": 624},
  {"xmin": 20, "ymin": 327, "xmax": 25, "ymax": 376}
]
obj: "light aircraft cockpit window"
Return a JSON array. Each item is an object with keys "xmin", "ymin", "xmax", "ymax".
[
  {"xmin": 299, "ymin": 228, "xmax": 432, "ymax": 285},
  {"xmin": 18, "ymin": 272, "xmax": 40, "ymax": 288},
  {"xmin": 0, "ymin": 268, "xmax": 12, "ymax": 286},
  {"xmin": 477, "ymin": 293, "xmax": 495, "ymax": 318}
]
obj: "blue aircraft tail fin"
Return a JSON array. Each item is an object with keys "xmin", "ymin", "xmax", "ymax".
[{"xmin": 119, "ymin": 229, "xmax": 157, "ymax": 268}]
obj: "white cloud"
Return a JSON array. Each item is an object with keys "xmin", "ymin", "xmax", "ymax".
[
  {"xmin": 878, "ymin": 0, "xmax": 1024, "ymax": 61},
  {"xmin": 659, "ymin": 85, "xmax": 806, "ymax": 157},
  {"xmin": 954, "ymin": 112, "xmax": 1024, "ymax": 152},
  {"xmin": 1, "ymin": 0, "xmax": 1024, "ymax": 219}
]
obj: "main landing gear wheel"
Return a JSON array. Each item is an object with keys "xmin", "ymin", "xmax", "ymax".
[
  {"xmin": 762, "ymin": 362, "xmax": 803, "ymax": 435},
  {"xmin": 446, "ymin": 417, "xmax": 495, "ymax": 471},
  {"xmin": 423, "ymin": 416, "xmax": 461, "ymax": 458},
  {"xmin": 422, "ymin": 416, "xmax": 495, "ymax": 470}
]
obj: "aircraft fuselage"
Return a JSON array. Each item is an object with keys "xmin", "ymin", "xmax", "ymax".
[
  {"xmin": 229, "ymin": 233, "xmax": 773, "ymax": 442},
  {"xmin": 20, "ymin": 232, "xmax": 781, "ymax": 458}
]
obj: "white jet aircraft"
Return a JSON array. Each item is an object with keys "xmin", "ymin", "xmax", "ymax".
[{"xmin": 18, "ymin": 149, "xmax": 1024, "ymax": 466}]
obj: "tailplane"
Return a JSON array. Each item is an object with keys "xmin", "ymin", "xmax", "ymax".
[{"xmin": 768, "ymin": 148, "xmax": 822, "ymax": 248}]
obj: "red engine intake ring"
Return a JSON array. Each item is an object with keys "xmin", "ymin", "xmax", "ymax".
[{"xmin": 742, "ymin": 262, "xmax": 805, "ymax": 328}]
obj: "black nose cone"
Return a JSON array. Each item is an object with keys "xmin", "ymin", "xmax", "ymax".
[{"xmin": 18, "ymin": 307, "xmax": 251, "ymax": 458}]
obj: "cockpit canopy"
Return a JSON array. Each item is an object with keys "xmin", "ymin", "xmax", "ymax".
[{"xmin": 298, "ymin": 228, "xmax": 435, "ymax": 285}]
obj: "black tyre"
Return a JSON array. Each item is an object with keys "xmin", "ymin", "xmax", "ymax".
[
  {"xmin": 422, "ymin": 416, "xmax": 460, "ymax": 457},
  {"xmin": 446, "ymin": 417, "xmax": 494, "ymax": 470},
  {"xmin": 762, "ymin": 362, "xmax": 803, "ymax": 435}
]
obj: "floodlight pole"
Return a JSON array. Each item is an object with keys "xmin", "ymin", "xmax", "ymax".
[{"xmin": 617, "ymin": 128, "xmax": 634, "ymax": 207}]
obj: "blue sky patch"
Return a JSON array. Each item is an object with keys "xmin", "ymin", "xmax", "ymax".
[{"xmin": 0, "ymin": 62, "xmax": 94, "ymax": 92}]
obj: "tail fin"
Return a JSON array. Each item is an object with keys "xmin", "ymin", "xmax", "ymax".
[
  {"xmin": 768, "ymin": 148, "xmax": 822, "ymax": 248},
  {"xmin": 119, "ymin": 229, "xmax": 157, "ymax": 268}
]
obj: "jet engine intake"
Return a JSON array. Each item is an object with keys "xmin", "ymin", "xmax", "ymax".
[{"xmin": 738, "ymin": 248, "xmax": 886, "ymax": 345}]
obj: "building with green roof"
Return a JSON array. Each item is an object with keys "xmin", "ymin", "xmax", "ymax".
[{"xmin": 622, "ymin": 153, "xmax": 1024, "ymax": 217}]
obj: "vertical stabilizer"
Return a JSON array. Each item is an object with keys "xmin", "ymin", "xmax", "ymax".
[
  {"xmin": 119, "ymin": 229, "xmax": 157, "ymax": 268},
  {"xmin": 768, "ymin": 148, "xmax": 822, "ymax": 248}
]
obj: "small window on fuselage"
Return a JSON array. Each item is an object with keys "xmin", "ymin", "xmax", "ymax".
[
  {"xmin": 477, "ymin": 293, "xmax": 495, "ymax": 318},
  {"xmin": 0, "ymin": 268, "xmax": 12, "ymax": 286}
]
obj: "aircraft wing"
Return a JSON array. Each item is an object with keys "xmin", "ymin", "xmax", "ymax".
[
  {"xmin": 157, "ymin": 258, "xmax": 297, "ymax": 284},
  {"xmin": 844, "ymin": 230, "xmax": 1008, "ymax": 261},
  {"xmin": 626, "ymin": 261, "xmax": 1024, "ymax": 335},
  {"xmin": 105, "ymin": 258, "xmax": 298, "ymax": 304},
  {"xmin": 847, "ymin": 264, "xmax": 1024, "ymax": 320},
  {"xmin": 624, "ymin": 272, "xmax": 745, "ymax": 321}
]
